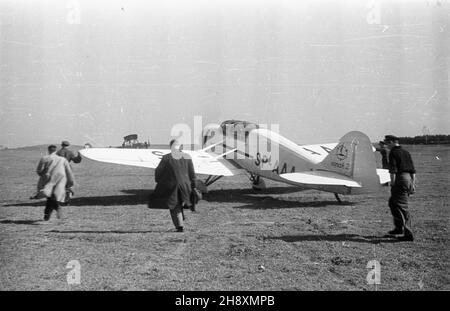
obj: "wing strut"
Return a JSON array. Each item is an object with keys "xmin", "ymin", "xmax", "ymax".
[
  {"xmin": 334, "ymin": 193, "xmax": 342, "ymax": 204},
  {"xmin": 205, "ymin": 175, "xmax": 223, "ymax": 187},
  {"xmin": 214, "ymin": 148, "xmax": 237, "ymax": 159},
  {"xmin": 201, "ymin": 140, "xmax": 225, "ymax": 152}
]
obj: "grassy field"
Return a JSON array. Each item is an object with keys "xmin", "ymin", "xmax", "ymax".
[{"xmin": 0, "ymin": 144, "xmax": 449, "ymax": 290}]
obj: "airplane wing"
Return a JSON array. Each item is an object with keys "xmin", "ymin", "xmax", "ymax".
[{"xmin": 79, "ymin": 148, "xmax": 238, "ymax": 176}]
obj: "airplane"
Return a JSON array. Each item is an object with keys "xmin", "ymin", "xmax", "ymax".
[{"xmin": 79, "ymin": 120, "xmax": 390, "ymax": 203}]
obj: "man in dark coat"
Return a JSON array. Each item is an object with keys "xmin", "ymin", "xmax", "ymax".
[
  {"xmin": 385, "ymin": 135, "xmax": 416, "ymax": 241},
  {"xmin": 150, "ymin": 139, "xmax": 197, "ymax": 232}
]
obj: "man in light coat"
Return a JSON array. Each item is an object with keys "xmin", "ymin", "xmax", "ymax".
[{"xmin": 35, "ymin": 145, "xmax": 75, "ymax": 221}]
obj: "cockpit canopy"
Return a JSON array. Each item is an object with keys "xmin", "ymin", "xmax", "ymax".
[
  {"xmin": 220, "ymin": 120, "xmax": 259, "ymax": 139},
  {"xmin": 202, "ymin": 120, "xmax": 260, "ymax": 148}
]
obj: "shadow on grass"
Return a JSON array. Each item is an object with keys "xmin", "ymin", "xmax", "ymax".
[
  {"xmin": 5, "ymin": 187, "xmax": 353, "ymax": 209},
  {"xmin": 205, "ymin": 187, "xmax": 354, "ymax": 209},
  {"xmin": 4, "ymin": 189, "xmax": 158, "ymax": 208},
  {"xmin": 266, "ymin": 234, "xmax": 401, "ymax": 244},
  {"xmin": 0, "ymin": 219, "xmax": 42, "ymax": 225},
  {"xmin": 48, "ymin": 229, "xmax": 167, "ymax": 234}
]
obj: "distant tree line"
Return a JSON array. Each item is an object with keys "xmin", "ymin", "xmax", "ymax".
[{"xmin": 398, "ymin": 134, "xmax": 450, "ymax": 145}]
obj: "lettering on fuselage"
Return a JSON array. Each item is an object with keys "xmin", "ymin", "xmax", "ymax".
[
  {"xmin": 253, "ymin": 152, "xmax": 296, "ymax": 175},
  {"xmin": 271, "ymin": 162, "xmax": 296, "ymax": 175},
  {"xmin": 321, "ymin": 146, "xmax": 333, "ymax": 154},
  {"xmin": 242, "ymin": 143, "xmax": 336, "ymax": 178},
  {"xmin": 302, "ymin": 148, "xmax": 320, "ymax": 155},
  {"xmin": 254, "ymin": 152, "xmax": 272, "ymax": 167},
  {"xmin": 253, "ymin": 143, "xmax": 333, "ymax": 176},
  {"xmin": 330, "ymin": 161, "xmax": 350, "ymax": 170},
  {"xmin": 302, "ymin": 145, "xmax": 333, "ymax": 156}
]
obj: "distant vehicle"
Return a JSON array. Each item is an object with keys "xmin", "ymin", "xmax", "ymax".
[
  {"xmin": 120, "ymin": 134, "xmax": 150, "ymax": 149},
  {"xmin": 80, "ymin": 120, "xmax": 390, "ymax": 202}
]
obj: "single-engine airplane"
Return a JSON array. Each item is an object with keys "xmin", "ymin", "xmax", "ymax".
[{"xmin": 79, "ymin": 120, "xmax": 390, "ymax": 202}]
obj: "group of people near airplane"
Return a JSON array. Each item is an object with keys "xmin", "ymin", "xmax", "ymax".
[{"xmin": 31, "ymin": 134, "xmax": 416, "ymax": 241}]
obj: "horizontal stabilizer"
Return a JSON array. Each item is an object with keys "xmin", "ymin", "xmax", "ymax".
[{"xmin": 280, "ymin": 171, "xmax": 362, "ymax": 188}]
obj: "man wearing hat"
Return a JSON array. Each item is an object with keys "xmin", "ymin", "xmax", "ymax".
[
  {"xmin": 56, "ymin": 141, "xmax": 81, "ymax": 204},
  {"xmin": 57, "ymin": 141, "xmax": 82, "ymax": 164},
  {"xmin": 384, "ymin": 135, "xmax": 416, "ymax": 241},
  {"xmin": 34, "ymin": 145, "xmax": 75, "ymax": 221},
  {"xmin": 376, "ymin": 141, "xmax": 389, "ymax": 169}
]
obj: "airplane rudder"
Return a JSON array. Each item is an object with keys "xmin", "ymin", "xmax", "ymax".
[
  {"xmin": 318, "ymin": 131, "xmax": 380, "ymax": 193},
  {"xmin": 320, "ymin": 132, "xmax": 360, "ymax": 177},
  {"xmin": 345, "ymin": 131, "xmax": 380, "ymax": 191},
  {"xmin": 320, "ymin": 131, "xmax": 376, "ymax": 176}
]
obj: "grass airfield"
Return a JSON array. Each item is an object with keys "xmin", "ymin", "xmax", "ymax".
[{"xmin": 0, "ymin": 144, "xmax": 449, "ymax": 290}]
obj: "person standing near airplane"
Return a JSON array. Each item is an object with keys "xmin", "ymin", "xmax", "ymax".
[
  {"xmin": 149, "ymin": 139, "xmax": 197, "ymax": 232},
  {"xmin": 377, "ymin": 141, "xmax": 389, "ymax": 169},
  {"xmin": 34, "ymin": 145, "xmax": 75, "ymax": 221},
  {"xmin": 56, "ymin": 140, "xmax": 81, "ymax": 202},
  {"xmin": 57, "ymin": 140, "xmax": 82, "ymax": 164},
  {"xmin": 384, "ymin": 135, "xmax": 416, "ymax": 241}
]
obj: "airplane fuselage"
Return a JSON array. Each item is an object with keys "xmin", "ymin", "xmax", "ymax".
[{"xmin": 216, "ymin": 123, "xmax": 351, "ymax": 194}]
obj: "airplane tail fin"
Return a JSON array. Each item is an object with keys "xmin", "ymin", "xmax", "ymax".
[{"xmin": 319, "ymin": 131, "xmax": 381, "ymax": 194}]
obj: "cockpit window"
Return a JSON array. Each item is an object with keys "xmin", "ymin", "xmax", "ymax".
[{"xmin": 220, "ymin": 120, "xmax": 259, "ymax": 138}]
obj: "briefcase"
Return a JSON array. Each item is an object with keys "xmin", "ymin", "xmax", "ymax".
[{"xmin": 191, "ymin": 188, "xmax": 202, "ymax": 204}]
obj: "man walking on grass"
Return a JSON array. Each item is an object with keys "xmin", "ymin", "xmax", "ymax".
[
  {"xmin": 384, "ymin": 135, "xmax": 416, "ymax": 241},
  {"xmin": 34, "ymin": 145, "xmax": 75, "ymax": 221}
]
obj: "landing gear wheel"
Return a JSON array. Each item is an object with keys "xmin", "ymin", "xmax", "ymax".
[{"xmin": 250, "ymin": 174, "xmax": 266, "ymax": 191}]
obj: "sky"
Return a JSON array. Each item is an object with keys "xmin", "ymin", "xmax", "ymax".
[{"xmin": 0, "ymin": 0, "xmax": 449, "ymax": 148}]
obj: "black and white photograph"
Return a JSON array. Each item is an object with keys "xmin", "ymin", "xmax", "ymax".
[{"xmin": 0, "ymin": 0, "xmax": 449, "ymax": 294}]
